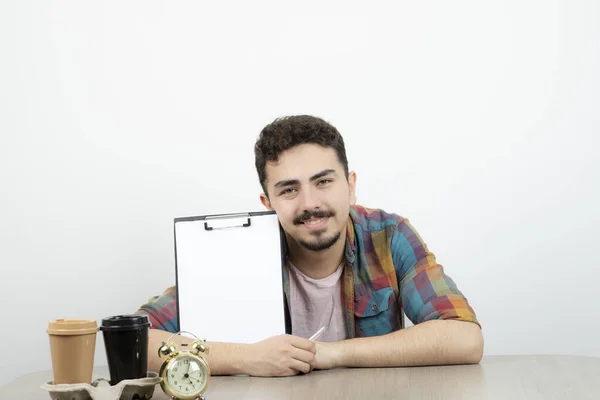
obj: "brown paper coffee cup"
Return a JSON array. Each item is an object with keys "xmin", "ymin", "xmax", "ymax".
[{"xmin": 47, "ymin": 319, "xmax": 99, "ymax": 384}]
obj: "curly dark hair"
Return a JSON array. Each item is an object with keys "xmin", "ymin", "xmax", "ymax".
[{"xmin": 254, "ymin": 115, "xmax": 349, "ymax": 195}]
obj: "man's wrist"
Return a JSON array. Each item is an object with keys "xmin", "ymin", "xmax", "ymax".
[
  {"xmin": 231, "ymin": 343, "xmax": 253, "ymax": 375},
  {"xmin": 327, "ymin": 340, "xmax": 347, "ymax": 369},
  {"xmin": 207, "ymin": 342, "xmax": 252, "ymax": 375}
]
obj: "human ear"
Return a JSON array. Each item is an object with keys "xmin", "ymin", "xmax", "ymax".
[
  {"xmin": 259, "ymin": 192, "xmax": 273, "ymax": 210},
  {"xmin": 348, "ymin": 171, "xmax": 357, "ymax": 205}
]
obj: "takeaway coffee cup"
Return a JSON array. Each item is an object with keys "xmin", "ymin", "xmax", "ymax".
[
  {"xmin": 47, "ymin": 319, "xmax": 99, "ymax": 384},
  {"xmin": 100, "ymin": 314, "xmax": 151, "ymax": 385}
]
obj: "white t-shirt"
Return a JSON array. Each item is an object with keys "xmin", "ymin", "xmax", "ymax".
[{"xmin": 287, "ymin": 261, "xmax": 348, "ymax": 342}]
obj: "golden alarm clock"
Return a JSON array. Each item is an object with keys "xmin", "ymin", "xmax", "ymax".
[{"xmin": 157, "ymin": 331, "xmax": 210, "ymax": 400}]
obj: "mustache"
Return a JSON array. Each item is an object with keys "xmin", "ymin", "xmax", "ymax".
[{"xmin": 293, "ymin": 210, "xmax": 335, "ymax": 225}]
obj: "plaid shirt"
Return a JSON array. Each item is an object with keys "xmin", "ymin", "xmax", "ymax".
[{"xmin": 136, "ymin": 204, "xmax": 480, "ymax": 336}]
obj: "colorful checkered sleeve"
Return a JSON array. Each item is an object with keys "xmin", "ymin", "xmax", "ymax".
[
  {"xmin": 135, "ymin": 286, "xmax": 179, "ymax": 333},
  {"xmin": 391, "ymin": 219, "xmax": 480, "ymax": 327}
]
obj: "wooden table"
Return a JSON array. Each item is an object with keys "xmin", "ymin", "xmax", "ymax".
[{"xmin": 2, "ymin": 355, "xmax": 599, "ymax": 399}]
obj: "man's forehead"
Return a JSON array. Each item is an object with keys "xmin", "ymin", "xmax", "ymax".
[{"xmin": 264, "ymin": 144, "xmax": 341, "ymax": 184}]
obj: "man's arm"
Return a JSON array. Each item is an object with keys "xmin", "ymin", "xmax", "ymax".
[
  {"xmin": 148, "ymin": 329, "xmax": 316, "ymax": 376},
  {"xmin": 314, "ymin": 319, "xmax": 482, "ymax": 369},
  {"xmin": 136, "ymin": 287, "xmax": 316, "ymax": 376},
  {"xmin": 314, "ymin": 217, "xmax": 483, "ymax": 370},
  {"xmin": 148, "ymin": 329, "xmax": 247, "ymax": 375}
]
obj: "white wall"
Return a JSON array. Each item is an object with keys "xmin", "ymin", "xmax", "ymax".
[{"xmin": 1, "ymin": 0, "xmax": 598, "ymax": 386}]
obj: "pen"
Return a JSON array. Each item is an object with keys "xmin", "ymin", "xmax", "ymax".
[{"xmin": 309, "ymin": 325, "xmax": 327, "ymax": 341}]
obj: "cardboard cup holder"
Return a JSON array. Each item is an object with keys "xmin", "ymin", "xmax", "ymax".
[{"xmin": 40, "ymin": 371, "xmax": 161, "ymax": 400}]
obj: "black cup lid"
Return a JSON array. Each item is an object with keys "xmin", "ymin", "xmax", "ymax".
[{"xmin": 100, "ymin": 314, "xmax": 151, "ymax": 331}]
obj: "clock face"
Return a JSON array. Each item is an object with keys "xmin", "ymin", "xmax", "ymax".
[{"xmin": 166, "ymin": 354, "xmax": 209, "ymax": 397}]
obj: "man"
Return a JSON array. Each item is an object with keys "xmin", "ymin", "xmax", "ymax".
[{"xmin": 137, "ymin": 115, "xmax": 483, "ymax": 377}]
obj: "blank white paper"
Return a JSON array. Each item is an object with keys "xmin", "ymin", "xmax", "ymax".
[{"xmin": 174, "ymin": 212, "xmax": 286, "ymax": 344}]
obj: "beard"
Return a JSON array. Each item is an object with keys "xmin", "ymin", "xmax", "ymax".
[
  {"xmin": 298, "ymin": 230, "xmax": 342, "ymax": 251},
  {"xmin": 293, "ymin": 209, "xmax": 341, "ymax": 251}
]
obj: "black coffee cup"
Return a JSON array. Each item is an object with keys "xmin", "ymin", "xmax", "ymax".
[{"xmin": 100, "ymin": 314, "xmax": 151, "ymax": 385}]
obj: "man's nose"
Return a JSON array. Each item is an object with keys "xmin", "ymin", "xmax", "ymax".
[{"xmin": 298, "ymin": 187, "xmax": 320, "ymax": 210}]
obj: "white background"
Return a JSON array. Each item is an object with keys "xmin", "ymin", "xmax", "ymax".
[{"xmin": 1, "ymin": 0, "xmax": 598, "ymax": 387}]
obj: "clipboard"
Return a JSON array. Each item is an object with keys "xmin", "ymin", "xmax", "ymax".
[{"xmin": 173, "ymin": 210, "xmax": 288, "ymax": 344}]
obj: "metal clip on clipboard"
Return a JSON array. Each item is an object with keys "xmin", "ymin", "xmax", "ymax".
[{"xmin": 203, "ymin": 213, "xmax": 252, "ymax": 231}]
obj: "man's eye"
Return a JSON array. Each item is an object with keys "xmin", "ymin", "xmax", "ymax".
[
  {"xmin": 280, "ymin": 188, "xmax": 296, "ymax": 195},
  {"xmin": 318, "ymin": 179, "xmax": 331, "ymax": 185}
]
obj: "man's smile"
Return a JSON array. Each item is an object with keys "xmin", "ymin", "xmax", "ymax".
[{"xmin": 301, "ymin": 217, "xmax": 329, "ymax": 230}]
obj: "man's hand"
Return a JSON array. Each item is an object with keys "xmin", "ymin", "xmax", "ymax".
[{"xmin": 243, "ymin": 334, "xmax": 317, "ymax": 377}]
